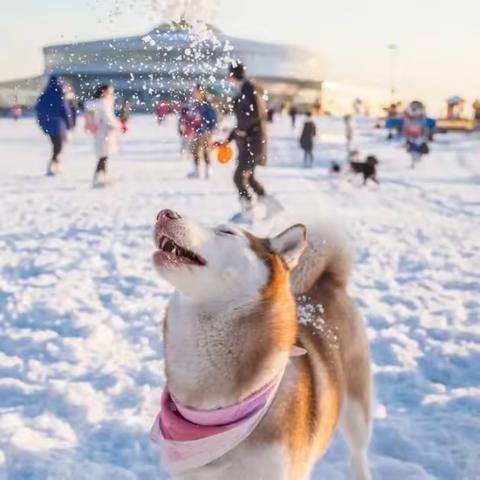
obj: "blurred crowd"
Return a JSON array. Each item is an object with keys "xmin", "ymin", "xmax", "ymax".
[{"xmin": 24, "ymin": 62, "xmax": 480, "ymax": 219}]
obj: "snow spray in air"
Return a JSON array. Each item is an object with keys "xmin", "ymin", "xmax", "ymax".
[{"xmin": 79, "ymin": 0, "xmax": 235, "ymax": 110}]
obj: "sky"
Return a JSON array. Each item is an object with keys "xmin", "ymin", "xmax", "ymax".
[{"xmin": 1, "ymin": 0, "xmax": 479, "ymax": 111}]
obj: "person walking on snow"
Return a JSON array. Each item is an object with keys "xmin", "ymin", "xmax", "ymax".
[
  {"xmin": 11, "ymin": 105, "xmax": 23, "ymax": 121},
  {"xmin": 178, "ymin": 105, "xmax": 195, "ymax": 157},
  {"xmin": 224, "ymin": 61, "xmax": 282, "ymax": 223},
  {"xmin": 300, "ymin": 111, "xmax": 317, "ymax": 168},
  {"xmin": 119, "ymin": 100, "xmax": 132, "ymax": 133},
  {"xmin": 344, "ymin": 114, "xmax": 354, "ymax": 153},
  {"xmin": 289, "ymin": 105, "xmax": 298, "ymax": 129},
  {"xmin": 84, "ymin": 84, "xmax": 121, "ymax": 187},
  {"xmin": 156, "ymin": 102, "xmax": 170, "ymax": 124},
  {"xmin": 35, "ymin": 76, "xmax": 75, "ymax": 176},
  {"xmin": 187, "ymin": 84, "xmax": 218, "ymax": 180},
  {"xmin": 473, "ymin": 99, "xmax": 480, "ymax": 124}
]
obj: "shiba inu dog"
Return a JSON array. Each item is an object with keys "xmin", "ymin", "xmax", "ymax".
[{"xmin": 151, "ymin": 209, "xmax": 372, "ymax": 480}]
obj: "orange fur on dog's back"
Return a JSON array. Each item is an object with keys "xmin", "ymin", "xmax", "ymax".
[
  {"xmin": 242, "ymin": 226, "xmax": 371, "ymax": 479},
  {"xmin": 244, "ymin": 232, "xmax": 299, "ymax": 356}
]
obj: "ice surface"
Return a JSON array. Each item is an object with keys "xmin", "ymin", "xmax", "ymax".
[{"xmin": 0, "ymin": 114, "xmax": 479, "ymax": 478}]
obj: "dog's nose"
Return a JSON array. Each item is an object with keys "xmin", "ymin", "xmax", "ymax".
[{"xmin": 157, "ymin": 209, "xmax": 182, "ymax": 221}]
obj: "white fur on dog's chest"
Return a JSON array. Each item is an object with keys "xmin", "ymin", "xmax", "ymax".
[
  {"xmin": 166, "ymin": 302, "xmax": 238, "ymax": 385},
  {"xmin": 165, "ymin": 293, "xmax": 288, "ymax": 409},
  {"xmin": 172, "ymin": 442, "xmax": 289, "ymax": 480}
]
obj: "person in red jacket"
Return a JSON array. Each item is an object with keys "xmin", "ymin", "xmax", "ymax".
[{"xmin": 187, "ymin": 85, "xmax": 218, "ymax": 180}]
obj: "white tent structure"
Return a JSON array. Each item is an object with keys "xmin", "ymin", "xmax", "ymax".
[{"xmin": 40, "ymin": 23, "xmax": 323, "ymax": 110}]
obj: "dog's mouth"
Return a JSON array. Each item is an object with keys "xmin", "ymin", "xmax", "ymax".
[{"xmin": 154, "ymin": 235, "xmax": 207, "ymax": 268}]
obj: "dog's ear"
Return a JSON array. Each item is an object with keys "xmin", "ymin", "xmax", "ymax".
[{"xmin": 270, "ymin": 224, "xmax": 307, "ymax": 269}]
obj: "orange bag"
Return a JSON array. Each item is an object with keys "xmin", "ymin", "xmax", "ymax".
[{"xmin": 217, "ymin": 143, "xmax": 233, "ymax": 164}]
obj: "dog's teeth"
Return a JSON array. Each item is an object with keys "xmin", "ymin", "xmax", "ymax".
[{"xmin": 159, "ymin": 237, "xmax": 168, "ymax": 249}]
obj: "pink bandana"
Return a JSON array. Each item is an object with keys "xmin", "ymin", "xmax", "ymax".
[
  {"xmin": 150, "ymin": 347, "xmax": 306, "ymax": 474},
  {"xmin": 150, "ymin": 375, "xmax": 282, "ymax": 473}
]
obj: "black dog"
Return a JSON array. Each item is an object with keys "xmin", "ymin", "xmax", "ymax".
[{"xmin": 349, "ymin": 155, "xmax": 379, "ymax": 185}]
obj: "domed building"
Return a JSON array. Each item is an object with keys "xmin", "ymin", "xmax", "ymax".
[{"xmin": 41, "ymin": 23, "xmax": 323, "ymax": 111}]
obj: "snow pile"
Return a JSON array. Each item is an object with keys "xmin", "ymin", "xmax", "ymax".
[{"xmin": 0, "ymin": 115, "xmax": 479, "ymax": 478}]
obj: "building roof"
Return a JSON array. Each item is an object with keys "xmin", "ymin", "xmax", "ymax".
[
  {"xmin": 44, "ymin": 23, "xmax": 315, "ymax": 56},
  {"xmin": 43, "ymin": 24, "xmax": 322, "ymax": 84}
]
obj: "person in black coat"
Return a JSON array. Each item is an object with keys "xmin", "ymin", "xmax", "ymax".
[
  {"xmin": 300, "ymin": 112, "xmax": 316, "ymax": 168},
  {"xmin": 289, "ymin": 105, "xmax": 298, "ymax": 129},
  {"xmin": 226, "ymin": 62, "xmax": 282, "ymax": 221}
]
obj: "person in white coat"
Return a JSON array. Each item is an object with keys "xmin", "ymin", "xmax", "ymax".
[{"xmin": 85, "ymin": 85, "xmax": 120, "ymax": 187}]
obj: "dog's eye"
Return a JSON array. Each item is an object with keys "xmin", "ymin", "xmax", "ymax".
[{"xmin": 217, "ymin": 228, "xmax": 237, "ymax": 236}]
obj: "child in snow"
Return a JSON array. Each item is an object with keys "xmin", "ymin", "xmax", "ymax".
[
  {"xmin": 403, "ymin": 100, "xmax": 430, "ymax": 168},
  {"xmin": 299, "ymin": 112, "xmax": 316, "ymax": 168},
  {"xmin": 84, "ymin": 84, "xmax": 121, "ymax": 187}
]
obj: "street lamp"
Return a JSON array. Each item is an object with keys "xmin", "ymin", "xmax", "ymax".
[{"xmin": 387, "ymin": 43, "xmax": 398, "ymax": 103}]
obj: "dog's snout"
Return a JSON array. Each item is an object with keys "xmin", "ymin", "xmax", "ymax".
[{"xmin": 157, "ymin": 209, "xmax": 182, "ymax": 222}]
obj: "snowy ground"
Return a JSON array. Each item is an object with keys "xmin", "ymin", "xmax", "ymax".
[{"xmin": 0, "ymin": 114, "xmax": 479, "ymax": 479}]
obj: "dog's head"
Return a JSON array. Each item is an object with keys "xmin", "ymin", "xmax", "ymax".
[
  {"xmin": 366, "ymin": 155, "xmax": 379, "ymax": 167},
  {"xmin": 331, "ymin": 162, "xmax": 342, "ymax": 173},
  {"xmin": 152, "ymin": 209, "xmax": 307, "ymax": 299}
]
